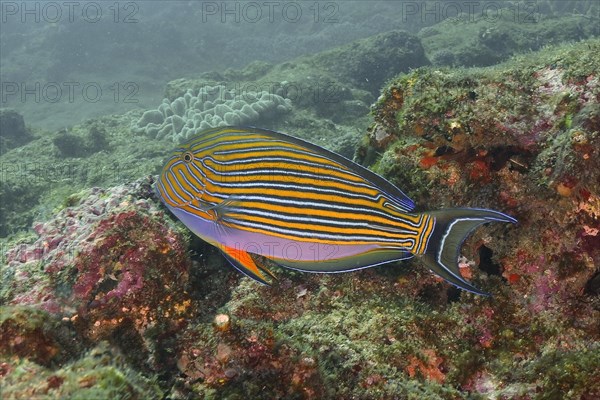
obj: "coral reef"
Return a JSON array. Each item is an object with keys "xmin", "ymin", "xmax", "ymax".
[
  {"xmin": 158, "ymin": 31, "xmax": 427, "ymax": 151},
  {"xmin": 1, "ymin": 177, "xmax": 193, "ymax": 372},
  {"xmin": 0, "ymin": 113, "xmax": 167, "ymax": 237},
  {"xmin": 132, "ymin": 85, "xmax": 292, "ymax": 143},
  {"xmin": 2, "ymin": 24, "xmax": 600, "ymax": 400},
  {"xmin": 358, "ymin": 38, "xmax": 600, "ymax": 397},
  {"xmin": 163, "ymin": 30, "xmax": 427, "ymax": 123}
]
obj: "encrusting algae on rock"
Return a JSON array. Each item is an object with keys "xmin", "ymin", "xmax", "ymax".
[
  {"xmin": 1, "ymin": 178, "xmax": 194, "ymax": 374},
  {"xmin": 358, "ymin": 39, "xmax": 600, "ymax": 396}
]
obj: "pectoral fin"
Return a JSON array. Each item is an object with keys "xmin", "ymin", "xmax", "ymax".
[
  {"xmin": 204, "ymin": 196, "xmax": 243, "ymax": 223},
  {"xmin": 220, "ymin": 245, "xmax": 277, "ymax": 285}
]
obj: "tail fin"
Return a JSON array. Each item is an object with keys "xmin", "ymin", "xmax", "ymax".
[{"xmin": 419, "ymin": 208, "xmax": 517, "ymax": 296}]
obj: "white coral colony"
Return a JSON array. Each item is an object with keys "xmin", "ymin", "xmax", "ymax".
[{"xmin": 132, "ymin": 85, "xmax": 292, "ymax": 143}]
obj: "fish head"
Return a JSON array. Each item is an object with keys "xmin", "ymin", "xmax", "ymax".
[{"xmin": 155, "ymin": 143, "xmax": 207, "ymax": 211}]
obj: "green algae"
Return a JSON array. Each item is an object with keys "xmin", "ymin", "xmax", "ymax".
[
  {"xmin": 521, "ymin": 345, "xmax": 600, "ymax": 399},
  {"xmin": 0, "ymin": 342, "xmax": 162, "ymax": 400}
]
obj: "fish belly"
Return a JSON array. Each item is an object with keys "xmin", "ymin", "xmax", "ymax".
[
  {"xmin": 218, "ymin": 228, "xmax": 380, "ymax": 264},
  {"xmin": 170, "ymin": 204, "xmax": 381, "ymax": 260}
]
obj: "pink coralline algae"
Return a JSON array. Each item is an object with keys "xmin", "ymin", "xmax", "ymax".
[{"xmin": 3, "ymin": 177, "xmax": 192, "ymax": 345}]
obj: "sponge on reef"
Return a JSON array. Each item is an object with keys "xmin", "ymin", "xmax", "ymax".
[{"xmin": 132, "ymin": 85, "xmax": 292, "ymax": 142}]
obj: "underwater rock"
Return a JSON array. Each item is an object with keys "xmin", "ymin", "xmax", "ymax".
[
  {"xmin": 2, "ymin": 177, "xmax": 193, "ymax": 369},
  {"xmin": 313, "ymin": 30, "xmax": 428, "ymax": 95},
  {"xmin": 132, "ymin": 85, "xmax": 292, "ymax": 143},
  {"xmin": 52, "ymin": 131, "xmax": 89, "ymax": 158},
  {"xmin": 348, "ymin": 38, "xmax": 600, "ymax": 398},
  {"xmin": 0, "ymin": 108, "xmax": 34, "ymax": 153},
  {"xmin": 420, "ymin": 12, "xmax": 599, "ymax": 67},
  {"xmin": 0, "ymin": 341, "xmax": 162, "ymax": 399},
  {"xmin": 430, "ymin": 49, "xmax": 456, "ymax": 67},
  {"xmin": 0, "ymin": 305, "xmax": 80, "ymax": 366},
  {"xmin": 369, "ymin": 40, "xmax": 600, "ymax": 201},
  {"xmin": 52, "ymin": 123, "xmax": 110, "ymax": 158}
]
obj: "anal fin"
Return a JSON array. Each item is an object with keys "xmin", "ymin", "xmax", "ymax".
[
  {"xmin": 272, "ymin": 248, "xmax": 413, "ymax": 273},
  {"xmin": 220, "ymin": 245, "xmax": 277, "ymax": 285}
]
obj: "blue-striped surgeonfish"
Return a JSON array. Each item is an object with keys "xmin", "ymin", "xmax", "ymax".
[{"xmin": 156, "ymin": 127, "xmax": 516, "ymax": 295}]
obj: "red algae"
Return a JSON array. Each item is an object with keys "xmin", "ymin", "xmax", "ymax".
[
  {"xmin": 2, "ymin": 177, "xmax": 193, "ymax": 369},
  {"xmin": 419, "ymin": 155, "xmax": 438, "ymax": 169}
]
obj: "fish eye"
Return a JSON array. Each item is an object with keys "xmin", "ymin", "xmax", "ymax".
[{"xmin": 182, "ymin": 151, "xmax": 194, "ymax": 163}]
